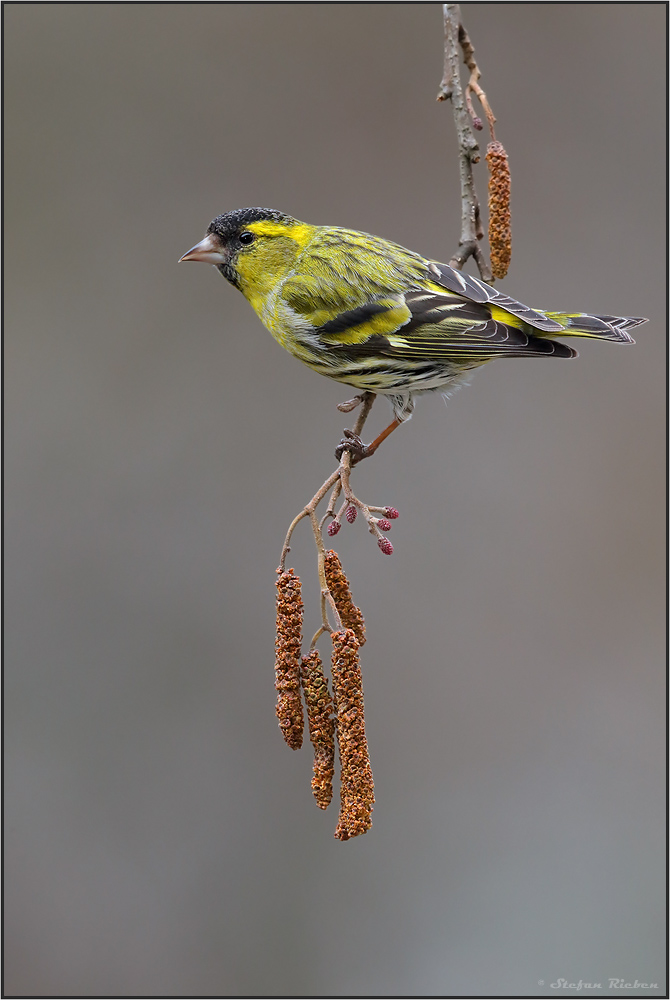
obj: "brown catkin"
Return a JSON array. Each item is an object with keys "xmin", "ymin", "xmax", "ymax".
[
  {"xmin": 486, "ymin": 140, "xmax": 512, "ymax": 280},
  {"xmin": 275, "ymin": 569, "xmax": 304, "ymax": 749},
  {"xmin": 300, "ymin": 650, "xmax": 336, "ymax": 809},
  {"xmin": 324, "ymin": 550, "xmax": 366, "ymax": 646},
  {"xmin": 331, "ymin": 629, "xmax": 374, "ymax": 840}
]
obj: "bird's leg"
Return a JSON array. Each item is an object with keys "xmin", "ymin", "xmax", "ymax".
[
  {"xmin": 335, "ymin": 418, "xmax": 401, "ymax": 465},
  {"xmin": 362, "ymin": 418, "xmax": 401, "ymax": 458},
  {"xmin": 334, "ymin": 390, "xmax": 384, "ymax": 464}
]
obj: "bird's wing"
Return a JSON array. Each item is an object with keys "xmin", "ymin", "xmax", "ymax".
[
  {"xmin": 393, "ymin": 290, "xmax": 576, "ymax": 359},
  {"xmin": 282, "ymin": 244, "xmax": 575, "ymax": 362},
  {"xmin": 282, "ymin": 273, "xmax": 415, "ymax": 343},
  {"xmin": 302, "ymin": 286, "xmax": 576, "ymax": 362},
  {"xmin": 425, "ymin": 260, "xmax": 566, "ymax": 334}
]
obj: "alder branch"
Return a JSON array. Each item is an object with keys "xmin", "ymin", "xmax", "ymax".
[
  {"xmin": 437, "ymin": 3, "xmax": 493, "ymax": 281},
  {"xmin": 275, "ymin": 391, "xmax": 398, "ymax": 839},
  {"xmin": 279, "ymin": 392, "xmax": 397, "ymax": 600}
]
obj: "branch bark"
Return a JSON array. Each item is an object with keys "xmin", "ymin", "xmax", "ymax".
[{"xmin": 437, "ymin": 3, "xmax": 492, "ymax": 282}]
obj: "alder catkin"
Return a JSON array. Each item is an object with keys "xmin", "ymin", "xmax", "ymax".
[
  {"xmin": 486, "ymin": 140, "xmax": 512, "ymax": 279},
  {"xmin": 301, "ymin": 649, "xmax": 336, "ymax": 809},
  {"xmin": 331, "ymin": 629, "xmax": 374, "ymax": 840},
  {"xmin": 324, "ymin": 550, "xmax": 366, "ymax": 646},
  {"xmin": 274, "ymin": 569, "xmax": 304, "ymax": 749}
]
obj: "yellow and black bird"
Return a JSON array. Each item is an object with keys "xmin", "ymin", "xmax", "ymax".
[{"xmin": 181, "ymin": 208, "xmax": 645, "ymax": 425}]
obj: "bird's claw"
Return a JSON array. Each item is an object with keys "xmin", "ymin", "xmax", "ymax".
[{"xmin": 335, "ymin": 429, "xmax": 371, "ymax": 465}]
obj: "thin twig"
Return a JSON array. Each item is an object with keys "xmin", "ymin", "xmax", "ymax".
[
  {"xmin": 279, "ymin": 469, "xmax": 340, "ymax": 571},
  {"xmin": 339, "ymin": 463, "xmax": 387, "ymax": 546},
  {"xmin": 279, "ymin": 391, "xmax": 396, "ymax": 638},
  {"xmin": 319, "ymin": 479, "xmax": 343, "ymax": 532},
  {"xmin": 437, "ymin": 4, "xmax": 492, "ymax": 282},
  {"xmin": 350, "ymin": 391, "xmax": 376, "ymax": 439},
  {"xmin": 459, "ymin": 24, "xmax": 497, "ymax": 139},
  {"xmin": 310, "ymin": 506, "xmax": 342, "ymax": 636}
]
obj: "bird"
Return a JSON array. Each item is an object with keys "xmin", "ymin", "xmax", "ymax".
[{"xmin": 180, "ymin": 207, "xmax": 645, "ymax": 448}]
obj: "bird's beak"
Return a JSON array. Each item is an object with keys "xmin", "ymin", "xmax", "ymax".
[{"xmin": 179, "ymin": 233, "xmax": 226, "ymax": 264}]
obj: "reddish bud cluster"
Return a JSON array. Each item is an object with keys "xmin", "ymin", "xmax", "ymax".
[
  {"xmin": 345, "ymin": 505, "xmax": 358, "ymax": 524},
  {"xmin": 377, "ymin": 518, "xmax": 392, "ymax": 532},
  {"xmin": 327, "ymin": 520, "xmax": 341, "ymax": 537},
  {"xmin": 384, "ymin": 507, "xmax": 399, "ymax": 520},
  {"xmin": 274, "ymin": 569, "xmax": 305, "ymax": 749},
  {"xmin": 378, "ymin": 538, "xmax": 393, "ymax": 555}
]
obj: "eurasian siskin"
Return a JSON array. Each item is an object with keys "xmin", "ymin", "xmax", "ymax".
[{"xmin": 180, "ymin": 208, "xmax": 645, "ymax": 422}]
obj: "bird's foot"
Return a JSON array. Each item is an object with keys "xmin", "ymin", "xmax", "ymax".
[{"xmin": 335, "ymin": 429, "xmax": 371, "ymax": 466}]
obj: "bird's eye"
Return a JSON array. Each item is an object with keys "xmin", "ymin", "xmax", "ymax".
[{"xmin": 239, "ymin": 231, "xmax": 255, "ymax": 246}]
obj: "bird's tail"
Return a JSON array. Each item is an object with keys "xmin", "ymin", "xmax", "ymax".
[{"xmin": 543, "ymin": 312, "xmax": 647, "ymax": 344}]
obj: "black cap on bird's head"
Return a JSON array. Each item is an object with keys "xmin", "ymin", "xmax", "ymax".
[
  {"xmin": 179, "ymin": 207, "xmax": 297, "ymax": 285},
  {"xmin": 207, "ymin": 207, "xmax": 295, "ymax": 242}
]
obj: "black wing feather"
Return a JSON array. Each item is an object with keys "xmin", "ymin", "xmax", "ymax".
[{"xmin": 427, "ymin": 261, "xmax": 565, "ymax": 333}]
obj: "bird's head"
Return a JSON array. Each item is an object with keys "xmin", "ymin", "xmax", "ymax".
[{"xmin": 180, "ymin": 207, "xmax": 316, "ymax": 301}]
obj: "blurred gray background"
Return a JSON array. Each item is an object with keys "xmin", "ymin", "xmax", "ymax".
[{"xmin": 5, "ymin": 4, "xmax": 665, "ymax": 997}]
